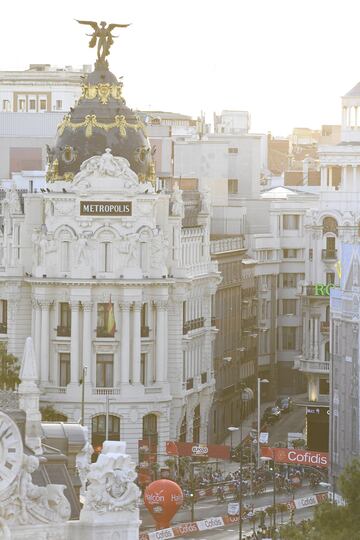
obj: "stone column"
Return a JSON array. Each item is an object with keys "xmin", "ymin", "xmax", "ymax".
[
  {"xmin": 353, "ymin": 165, "xmax": 357, "ymax": 191},
  {"xmin": 82, "ymin": 301, "xmax": 93, "ymax": 385},
  {"xmin": 342, "ymin": 165, "xmax": 348, "ymax": 190},
  {"xmin": 70, "ymin": 300, "xmax": 80, "ymax": 384},
  {"xmin": 314, "ymin": 317, "xmax": 319, "ymax": 360},
  {"xmin": 132, "ymin": 302, "xmax": 142, "ymax": 384},
  {"xmin": 39, "ymin": 299, "xmax": 52, "ymax": 384},
  {"xmin": 32, "ymin": 298, "xmax": 41, "ymax": 380},
  {"xmin": 120, "ymin": 302, "xmax": 131, "ymax": 384},
  {"xmin": 320, "ymin": 166, "xmax": 327, "ymax": 189},
  {"xmin": 155, "ymin": 300, "xmax": 168, "ymax": 383},
  {"xmin": 309, "ymin": 318, "xmax": 314, "ymax": 359}
]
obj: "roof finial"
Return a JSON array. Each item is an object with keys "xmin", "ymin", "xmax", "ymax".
[{"xmin": 76, "ymin": 20, "xmax": 131, "ymax": 68}]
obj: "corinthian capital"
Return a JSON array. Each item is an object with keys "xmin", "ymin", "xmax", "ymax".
[{"xmin": 154, "ymin": 299, "xmax": 168, "ymax": 310}]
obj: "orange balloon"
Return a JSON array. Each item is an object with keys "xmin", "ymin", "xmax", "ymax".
[{"xmin": 144, "ymin": 479, "xmax": 183, "ymax": 530}]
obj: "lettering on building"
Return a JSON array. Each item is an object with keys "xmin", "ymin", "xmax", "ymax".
[{"xmin": 80, "ymin": 201, "xmax": 132, "ymax": 216}]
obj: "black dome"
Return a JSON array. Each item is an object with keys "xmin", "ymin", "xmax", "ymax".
[{"xmin": 46, "ymin": 64, "xmax": 152, "ymax": 182}]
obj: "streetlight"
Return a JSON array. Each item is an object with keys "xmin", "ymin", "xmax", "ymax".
[
  {"xmin": 257, "ymin": 378, "xmax": 269, "ymax": 467},
  {"xmin": 228, "ymin": 426, "xmax": 239, "ymax": 459},
  {"xmin": 260, "ymin": 455, "xmax": 276, "ymax": 539},
  {"xmin": 80, "ymin": 365, "xmax": 87, "ymax": 426}
]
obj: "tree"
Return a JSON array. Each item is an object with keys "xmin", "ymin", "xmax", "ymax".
[
  {"xmin": 0, "ymin": 343, "xmax": 20, "ymax": 390},
  {"xmin": 279, "ymin": 457, "xmax": 360, "ymax": 540},
  {"xmin": 40, "ymin": 405, "xmax": 68, "ymax": 422}
]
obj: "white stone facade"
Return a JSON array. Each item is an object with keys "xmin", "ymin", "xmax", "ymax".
[{"xmin": 0, "ymin": 151, "xmax": 219, "ymax": 461}]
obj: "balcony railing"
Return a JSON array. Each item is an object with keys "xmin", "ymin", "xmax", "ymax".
[
  {"xmin": 57, "ymin": 325, "xmax": 71, "ymax": 337},
  {"xmin": 141, "ymin": 326, "xmax": 150, "ymax": 338},
  {"xmin": 320, "ymin": 321, "xmax": 330, "ymax": 333},
  {"xmin": 294, "ymin": 357, "xmax": 330, "ymax": 373},
  {"xmin": 322, "ymin": 249, "xmax": 337, "ymax": 260},
  {"xmin": 0, "ymin": 322, "xmax": 7, "ymax": 334},
  {"xmin": 183, "ymin": 317, "xmax": 205, "ymax": 335},
  {"xmin": 96, "ymin": 327, "xmax": 115, "ymax": 338},
  {"xmin": 92, "ymin": 387, "xmax": 121, "ymax": 395}
]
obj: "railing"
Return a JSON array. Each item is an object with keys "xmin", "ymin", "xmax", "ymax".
[
  {"xmin": 57, "ymin": 325, "xmax": 71, "ymax": 337},
  {"xmin": 294, "ymin": 358, "xmax": 330, "ymax": 373},
  {"xmin": 320, "ymin": 321, "xmax": 330, "ymax": 333},
  {"xmin": 210, "ymin": 236, "xmax": 244, "ymax": 254},
  {"xmin": 141, "ymin": 326, "xmax": 150, "ymax": 338},
  {"xmin": 0, "ymin": 323, "xmax": 7, "ymax": 334},
  {"xmin": 322, "ymin": 249, "xmax": 337, "ymax": 260},
  {"xmin": 183, "ymin": 317, "xmax": 205, "ymax": 334},
  {"xmin": 145, "ymin": 386, "xmax": 162, "ymax": 394},
  {"xmin": 92, "ymin": 387, "xmax": 121, "ymax": 395},
  {"xmin": 47, "ymin": 386, "xmax": 67, "ymax": 393},
  {"xmin": 96, "ymin": 327, "xmax": 115, "ymax": 338}
]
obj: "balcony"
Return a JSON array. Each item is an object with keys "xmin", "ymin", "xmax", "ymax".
[
  {"xmin": 92, "ymin": 387, "xmax": 121, "ymax": 395},
  {"xmin": 183, "ymin": 317, "xmax": 205, "ymax": 334},
  {"xmin": 0, "ymin": 323, "xmax": 7, "ymax": 334},
  {"xmin": 320, "ymin": 321, "xmax": 330, "ymax": 333},
  {"xmin": 322, "ymin": 249, "xmax": 337, "ymax": 261},
  {"xmin": 294, "ymin": 357, "xmax": 330, "ymax": 374},
  {"xmin": 96, "ymin": 327, "xmax": 115, "ymax": 338},
  {"xmin": 141, "ymin": 326, "xmax": 150, "ymax": 338},
  {"xmin": 57, "ymin": 325, "xmax": 71, "ymax": 337}
]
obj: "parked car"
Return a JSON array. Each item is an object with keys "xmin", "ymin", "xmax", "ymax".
[
  {"xmin": 275, "ymin": 397, "xmax": 294, "ymax": 414},
  {"xmin": 262, "ymin": 406, "xmax": 281, "ymax": 425}
]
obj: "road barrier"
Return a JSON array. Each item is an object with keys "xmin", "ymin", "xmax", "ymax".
[{"xmin": 140, "ymin": 492, "xmax": 328, "ymax": 539}]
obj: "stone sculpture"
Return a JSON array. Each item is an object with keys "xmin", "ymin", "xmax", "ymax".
[
  {"xmin": 76, "ymin": 427, "xmax": 94, "ymax": 501},
  {"xmin": 81, "ymin": 441, "xmax": 140, "ymax": 516},
  {"xmin": 170, "ymin": 183, "xmax": 184, "ymax": 218}
]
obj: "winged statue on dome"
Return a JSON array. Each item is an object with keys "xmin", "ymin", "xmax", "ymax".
[{"xmin": 76, "ymin": 20, "xmax": 131, "ymax": 65}]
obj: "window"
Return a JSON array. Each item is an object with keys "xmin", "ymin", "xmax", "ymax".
[
  {"xmin": 282, "ymin": 327, "xmax": 296, "ymax": 350},
  {"xmin": 0, "ymin": 300, "xmax": 7, "ymax": 333},
  {"xmin": 323, "ymin": 217, "xmax": 338, "ymax": 236},
  {"xmin": 56, "ymin": 99, "xmax": 63, "ymax": 110},
  {"xmin": 141, "ymin": 303, "xmax": 149, "ymax": 337},
  {"xmin": 309, "ymin": 248, "xmax": 313, "ymax": 261},
  {"xmin": 143, "ymin": 414, "xmax": 158, "ymax": 447},
  {"xmin": 283, "ymin": 273, "xmax": 297, "ymax": 288},
  {"xmin": 39, "ymin": 99, "xmax": 47, "ymax": 111},
  {"xmin": 2, "ymin": 100, "xmax": 10, "ymax": 111},
  {"xmin": 29, "ymin": 99, "xmax": 36, "ymax": 111},
  {"xmin": 58, "ymin": 302, "xmax": 71, "ymax": 336},
  {"xmin": 283, "ymin": 214, "xmax": 299, "ymax": 230},
  {"xmin": 96, "ymin": 354, "xmax": 114, "ymax": 387},
  {"xmin": 283, "ymin": 249, "xmax": 298, "ymax": 258},
  {"xmin": 140, "ymin": 353, "xmax": 147, "ymax": 385},
  {"xmin": 228, "ymin": 147, "xmax": 238, "ymax": 154},
  {"xmin": 193, "ymin": 404, "xmax": 201, "ymax": 443},
  {"xmin": 326, "ymin": 272, "xmax": 335, "ymax": 285},
  {"xmin": 92, "ymin": 414, "xmax": 120, "ymax": 456},
  {"xmin": 59, "ymin": 353, "xmax": 70, "ymax": 387},
  {"xmin": 179, "ymin": 414, "xmax": 187, "ymax": 442},
  {"xmin": 97, "ymin": 303, "xmax": 115, "ymax": 337},
  {"xmin": 18, "ymin": 99, "xmax": 26, "ymax": 112},
  {"xmin": 100, "ymin": 242, "xmax": 111, "ymax": 272},
  {"xmin": 228, "ymin": 179, "xmax": 238, "ymax": 194},
  {"xmin": 283, "ymin": 299, "xmax": 297, "ymax": 315}
]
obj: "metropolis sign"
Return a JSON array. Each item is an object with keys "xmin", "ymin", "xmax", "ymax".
[{"xmin": 80, "ymin": 200, "xmax": 132, "ymax": 216}]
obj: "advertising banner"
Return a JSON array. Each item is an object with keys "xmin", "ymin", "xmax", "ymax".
[
  {"xmin": 165, "ymin": 441, "xmax": 230, "ymax": 459},
  {"xmin": 261, "ymin": 447, "xmax": 329, "ymax": 468}
]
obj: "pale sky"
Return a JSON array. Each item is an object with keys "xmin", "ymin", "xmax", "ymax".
[{"xmin": 3, "ymin": 0, "xmax": 360, "ymax": 136}]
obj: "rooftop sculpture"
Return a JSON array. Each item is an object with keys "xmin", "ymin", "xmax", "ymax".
[{"xmin": 76, "ymin": 20, "xmax": 130, "ymax": 67}]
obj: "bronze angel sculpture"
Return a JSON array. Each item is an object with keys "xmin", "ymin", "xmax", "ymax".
[{"xmin": 76, "ymin": 20, "xmax": 130, "ymax": 64}]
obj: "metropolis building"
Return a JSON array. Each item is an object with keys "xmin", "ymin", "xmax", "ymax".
[{"xmin": 0, "ymin": 37, "xmax": 220, "ymax": 460}]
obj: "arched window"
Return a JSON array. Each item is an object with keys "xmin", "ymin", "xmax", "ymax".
[
  {"xmin": 91, "ymin": 414, "xmax": 120, "ymax": 458},
  {"xmin": 143, "ymin": 414, "xmax": 158, "ymax": 447},
  {"xmin": 322, "ymin": 217, "xmax": 338, "ymax": 236}
]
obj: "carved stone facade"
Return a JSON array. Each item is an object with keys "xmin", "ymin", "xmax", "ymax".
[{"xmin": 0, "ymin": 149, "xmax": 220, "ymax": 462}]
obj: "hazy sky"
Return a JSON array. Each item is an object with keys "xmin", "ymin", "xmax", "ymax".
[{"xmin": 3, "ymin": 0, "xmax": 360, "ymax": 135}]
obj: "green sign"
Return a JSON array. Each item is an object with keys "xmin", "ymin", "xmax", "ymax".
[{"xmin": 314, "ymin": 283, "xmax": 334, "ymax": 296}]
